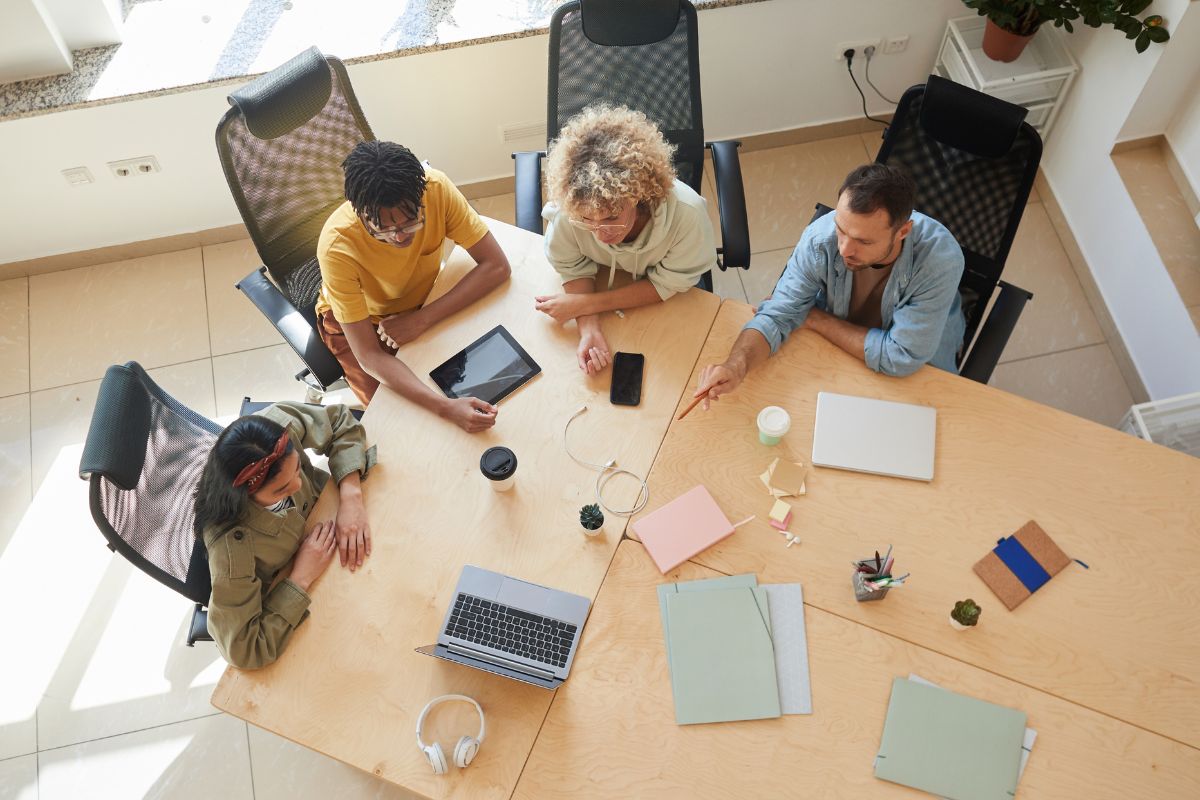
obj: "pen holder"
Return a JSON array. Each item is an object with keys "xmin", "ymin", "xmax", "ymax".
[{"xmin": 852, "ymin": 571, "xmax": 889, "ymax": 602}]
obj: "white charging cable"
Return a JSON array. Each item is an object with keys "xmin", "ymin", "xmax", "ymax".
[{"xmin": 563, "ymin": 406, "xmax": 650, "ymax": 517}]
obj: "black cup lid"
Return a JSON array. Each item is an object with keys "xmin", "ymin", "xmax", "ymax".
[{"xmin": 480, "ymin": 446, "xmax": 517, "ymax": 480}]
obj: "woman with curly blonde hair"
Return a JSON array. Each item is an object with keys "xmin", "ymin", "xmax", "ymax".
[{"xmin": 535, "ymin": 105, "xmax": 717, "ymax": 374}]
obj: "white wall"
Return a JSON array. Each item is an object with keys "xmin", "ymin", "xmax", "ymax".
[
  {"xmin": 0, "ymin": 0, "xmax": 73, "ymax": 83},
  {"xmin": 41, "ymin": 0, "xmax": 122, "ymax": 50},
  {"xmin": 1042, "ymin": 0, "xmax": 1200, "ymax": 400},
  {"xmin": 0, "ymin": 0, "xmax": 964, "ymax": 265},
  {"xmin": 1165, "ymin": 76, "xmax": 1200, "ymax": 205},
  {"xmin": 1119, "ymin": 4, "xmax": 1200, "ymax": 142}
]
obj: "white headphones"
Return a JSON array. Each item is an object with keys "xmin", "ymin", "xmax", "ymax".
[{"xmin": 415, "ymin": 694, "xmax": 486, "ymax": 775}]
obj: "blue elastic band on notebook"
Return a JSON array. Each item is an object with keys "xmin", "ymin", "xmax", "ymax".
[{"xmin": 994, "ymin": 536, "xmax": 1051, "ymax": 593}]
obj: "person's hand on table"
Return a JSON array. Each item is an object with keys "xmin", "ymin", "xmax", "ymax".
[
  {"xmin": 377, "ymin": 310, "xmax": 429, "ymax": 349},
  {"xmin": 577, "ymin": 327, "xmax": 611, "ymax": 375},
  {"xmin": 335, "ymin": 486, "xmax": 371, "ymax": 572},
  {"xmin": 441, "ymin": 397, "xmax": 498, "ymax": 432},
  {"xmin": 289, "ymin": 520, "xmax": 338, "ymax": 592},
  {"xmin": 694, "ymin": 362, "xmax": 744, "ymax": 411},
  {"xmin": 534, "ymin": 293, "xmax": 586, "ymax": 324}
]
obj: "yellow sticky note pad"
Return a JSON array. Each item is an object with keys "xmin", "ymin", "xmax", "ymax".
[{"xmin": 768, "ymin": 498, "xmax": 792, "ymax": 524}]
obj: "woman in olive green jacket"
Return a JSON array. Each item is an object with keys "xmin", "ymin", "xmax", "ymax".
[{"xmin": 193, "ymin": 402, "xmax": 376, "ymax": 670}]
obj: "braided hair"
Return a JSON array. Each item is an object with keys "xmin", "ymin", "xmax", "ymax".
[
  {"xmin": 341, "ymin": 141, "xmax": 428, "ymax": 226},
  {"xmin": 193, "ymin": 415, "xmax": 295, "ymax": 537}
]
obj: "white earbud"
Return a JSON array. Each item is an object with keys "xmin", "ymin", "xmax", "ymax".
[{"xmin": 415, "ymin": 695, "xmax": 486, "ymax": 775}]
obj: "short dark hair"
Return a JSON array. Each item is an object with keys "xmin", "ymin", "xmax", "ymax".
[
  {"xmin": 837, "ymin": 164, "xmax": 915, "ymax": 228},
  {"xmin": 341, "ymin": 141, "xmax": 427, "ymax": 226},
  {"xmin": 193, "ymin": 414, "xmax": 294, "ymax": 537}
]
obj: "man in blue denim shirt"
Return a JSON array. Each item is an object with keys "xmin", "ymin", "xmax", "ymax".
[{"xmin": 695, "ymin": 164, "xmax": 965, "ymax": 407}]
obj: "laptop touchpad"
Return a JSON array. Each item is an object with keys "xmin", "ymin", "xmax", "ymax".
[{"xmin": 496, "ymin": 578, "xmax": 548, "ymax": 613}]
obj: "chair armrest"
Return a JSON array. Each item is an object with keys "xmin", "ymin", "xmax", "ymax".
[
  {"xmin": 959, "ymin": 280, "xmax": 1032, "ymax": 384},
  {"xmin": 186, "ymin": 604, "xmax": 212, "ymax": 646},
  {"xmin": 707, "ymin": 140, "xmax": 750, "ymax": 272},
  {"xmin": 512, "ymin": 151, "xmax": 546, "ymax": 234},
  {"xmin": 236, "ymin": 267, "xmax": 344, "ymax": 390}
]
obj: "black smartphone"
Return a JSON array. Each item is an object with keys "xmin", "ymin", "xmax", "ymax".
[{"xmin": 610, "ymin": 352, "xmax": 645, "ymax": 406}]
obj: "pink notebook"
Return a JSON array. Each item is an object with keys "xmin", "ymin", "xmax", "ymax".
[{"xmin": 632, "ymin": 485, "xmax": 735, "ymax": 573}]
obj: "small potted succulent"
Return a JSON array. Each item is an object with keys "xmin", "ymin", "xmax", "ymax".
[
  {"xmin": 579, "ymin": 503, "xmax": 605, "ymax": 537},
  {"xmin": 950, "ymin": 598, "xmax": 982, "ymax": 630}
]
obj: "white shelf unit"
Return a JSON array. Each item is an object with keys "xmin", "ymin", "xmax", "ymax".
[
  {"xmin": 1119, "ymin": 392, "xmax": 1200, "ymax": 458},
  {"xmin": 934, "ymin": 16, "xmax": 1079, "ymax": 139}
]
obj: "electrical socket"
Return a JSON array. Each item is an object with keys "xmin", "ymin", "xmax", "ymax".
[
  {"xmin": 883, "ymin": 35, "xmax": 910, "ymax": 54},
  {"xmin": 833, "ymin": 39, "xmax": 881, "ymax": 61},
  {"xmin": 108, "ymin": 155, "xmax": 161, "ymax": 178}
]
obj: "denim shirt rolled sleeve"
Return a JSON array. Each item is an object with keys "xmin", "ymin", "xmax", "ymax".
[
  {"xmin": 744, "ymin": 226, "xmax": 829, "ymax": 353},
  {"xmin": 863, "ymin": 226, "xmax": 964, "ymax": 376},
  {"xmin": 745, "ymin": 210, "xmax": 965, "ymax": 375}
]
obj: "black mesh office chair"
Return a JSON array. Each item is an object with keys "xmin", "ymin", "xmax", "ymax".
[
  {"xmin": 512, "ymin": 0, "xmax": 750, "ymax": 291},
  {"xmin": 215, "ymin": 46, "xmax": 375, "ymax": 393},
  {"xmin": 875, "ymin": 74, "xmax": 1042, "ymax": 383},
  {"xmin": 79, "ymin": 362, "xmax": 219, "ymax": 647}
]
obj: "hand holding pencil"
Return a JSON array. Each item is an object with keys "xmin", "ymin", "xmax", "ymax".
[{"xmin": 679, "ymin": 362, "xmax": 743, "ymax": 419}]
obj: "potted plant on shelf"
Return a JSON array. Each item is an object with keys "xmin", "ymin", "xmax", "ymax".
[
  {"xmin": 950, "ymin": 598, "xmax": 982, "ymax": 630},
  {"xmin": 962, "ymin": 0, "xmax": 1170, "ymax": 62},
  {"xmin": 579, "ymin": 503, "xmax": 605, "ymax": 537}
]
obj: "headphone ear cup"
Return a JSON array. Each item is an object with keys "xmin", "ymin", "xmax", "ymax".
[
  {"xmin": 454, "ymin": 736, "xmax": 479, "ymax": 768},
  {"xmin": 424, "ymin": 743, "xmax": 448, "ymax": 775}
]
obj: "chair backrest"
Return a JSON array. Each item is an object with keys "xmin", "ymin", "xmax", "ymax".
[
  {"xmin": 79, "ymin": 363, "xmax": 222, "ymax": 605},
  {"xmin": 548, "ymin": 0, "xmax": 705, "ymax": 192},
  {"xmin": 215, "ymin": 46, "xmax": 374, "ymax": 328},
  {"xmin": 874, "ymin": 75, "xmax": 1042, "ymax": 348}
]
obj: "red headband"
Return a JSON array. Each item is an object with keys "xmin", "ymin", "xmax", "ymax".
[{"xmin": 232, "ymin": 432, "xmax": 291, "ymax": 492}]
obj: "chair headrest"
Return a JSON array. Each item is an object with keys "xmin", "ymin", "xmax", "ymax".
[
  {"xmin": 79, "ymin": 363, "xmax": 152, "ymax": 490},
  {"xmin": 581, "ymin": 0, "xmax": 682, "ymax": 46},
  {"xmin": 227, "ymin": 46, "xmax": 332, "ymax": 140},
  {"xmin": 919, "ymin": 74, "xmax": 1028, "ymax": 158}
]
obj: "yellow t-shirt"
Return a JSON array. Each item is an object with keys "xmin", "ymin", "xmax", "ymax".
[{"xmin": 315, "ymin": 167, "xmax": 490, "ymax": 324}]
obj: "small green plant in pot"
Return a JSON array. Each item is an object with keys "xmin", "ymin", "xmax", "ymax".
[
  {"xmin": 579, "ymin": 503, "xmax": 604, "ymax": 537},
  {"xmin": 950, "ymin": 598, "xmax": 982, "ymax": 630},
  {"xmin": 963, "ymin": 0, "xmax": 1170, "ymax": 62}
]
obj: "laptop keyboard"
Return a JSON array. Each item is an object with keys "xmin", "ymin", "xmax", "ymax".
[{"xmin": 446, "ymin": 593, "xmax": 577, "ymax": 668}]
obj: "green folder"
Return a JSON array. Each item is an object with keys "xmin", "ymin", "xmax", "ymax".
[
  {"xmin": 875, "ymin": 677, "xmax": 1026, "ymax": 800},
  {"xmin": 664, "ymin": 587, "xmax": 781, "ymax": 725}
]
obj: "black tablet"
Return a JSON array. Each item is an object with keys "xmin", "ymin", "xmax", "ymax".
[{"xmin": 429, "ymin": 325, "xmax": 541, "ymax": 406}]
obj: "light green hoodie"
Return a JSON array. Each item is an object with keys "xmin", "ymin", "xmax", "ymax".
[{"xmin": 542, "ymin": 180, "xmax": 718, "ymax": 300}]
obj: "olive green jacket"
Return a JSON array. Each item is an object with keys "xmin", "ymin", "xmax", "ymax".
[{"xmin": 202, "ymin": 402, "xmax": 375, "ymax": 669}]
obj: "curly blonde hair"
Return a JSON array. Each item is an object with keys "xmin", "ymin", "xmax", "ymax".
[{"xmin": 545, "ymin": 105, "xmax": 677, "ymax": 219}]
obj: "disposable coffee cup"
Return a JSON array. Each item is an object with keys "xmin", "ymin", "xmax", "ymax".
[
  {"xmin": 480, "ymin": 447, "xmax": 517, "ymax": 492},
  {"xmin": 756, "ymin": 406, "xmax": 791, "ymax": 446}
]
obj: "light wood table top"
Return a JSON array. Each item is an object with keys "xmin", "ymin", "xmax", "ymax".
[
  {"xmin": 629, "ymin": 300, "xmax": 1200, "ymax": 748},
  {"xmin": 210, "ymin": 218, "xmax": 721, "ymax": 798},
  {"xmin": 514, "ymin": 540, "xmax": 1200, "ymax": 799}
]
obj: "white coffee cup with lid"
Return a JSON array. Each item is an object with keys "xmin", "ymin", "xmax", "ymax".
[{"xmin": 756, "ymin": 406, "xmax": 791, "ymax": 446}]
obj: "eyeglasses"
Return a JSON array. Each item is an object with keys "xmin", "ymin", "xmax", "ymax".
[
  {"xmin": 361, "ymin": 209, "xmax": 425, "ymax": 241},
  {"xmin": 568, "ymin": 215, "xmax": 629, "ymax": 234}
]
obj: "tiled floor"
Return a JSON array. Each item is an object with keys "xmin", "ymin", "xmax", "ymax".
[
  {"xmin": 1112, "ymin": 142, "xmax": 1200, "ymax": 333},
  {"xmin": 0, "ymin": 133, "xmax": 1140, "ymax": 798}
]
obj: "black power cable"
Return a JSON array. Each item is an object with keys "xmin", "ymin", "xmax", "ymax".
[{"xmin": 843, "ymin": 50, "xmax": 889, "ymax": 126}]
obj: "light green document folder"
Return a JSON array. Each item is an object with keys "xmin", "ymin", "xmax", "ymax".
[
  {"xmin": 664, "ymin": 587, "xmax": 781, "ymax": 725},
  {"xmin": 875, "ymin": 677, "xmax": 1026, "ymax": 800}
]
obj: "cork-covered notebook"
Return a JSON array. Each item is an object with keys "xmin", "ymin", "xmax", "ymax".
[{"xmin": 973, "ymin": 521, "xmax": 1071, "ymax": 611}]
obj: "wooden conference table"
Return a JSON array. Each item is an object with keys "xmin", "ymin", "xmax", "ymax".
[
  {"xmin": 214, "ymin": 220, "xmax": 1200, "ymax": 797},
  {"xmin": 626, "ymin": 302, "xmax": 1200, "ymax": 748},
  {"xmin": 211, "ymin": 217, "xmax": 721, "ymax": 798}
]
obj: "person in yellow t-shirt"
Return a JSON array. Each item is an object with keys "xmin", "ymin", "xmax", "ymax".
[{"xmin": 315, "ymin": 141, "xmax": 510, "ymax": 431}]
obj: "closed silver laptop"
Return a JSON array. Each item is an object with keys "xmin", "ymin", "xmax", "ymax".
[
  {"xmin": 416, "ymin": 565, "xmax": 591, "ymax": 690},
  {"xmin": 811, "ymin": 392, "xmax": 937, "ymax": 482}
]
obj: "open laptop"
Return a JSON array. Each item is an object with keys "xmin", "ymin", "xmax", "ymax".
[
  {"xmin": 416, "ymin": 565, "xmax": 591, "ymax": 690},
  {"xmin": 811, "ymin": 392, "xmax": 937, "ymax": 482}
]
